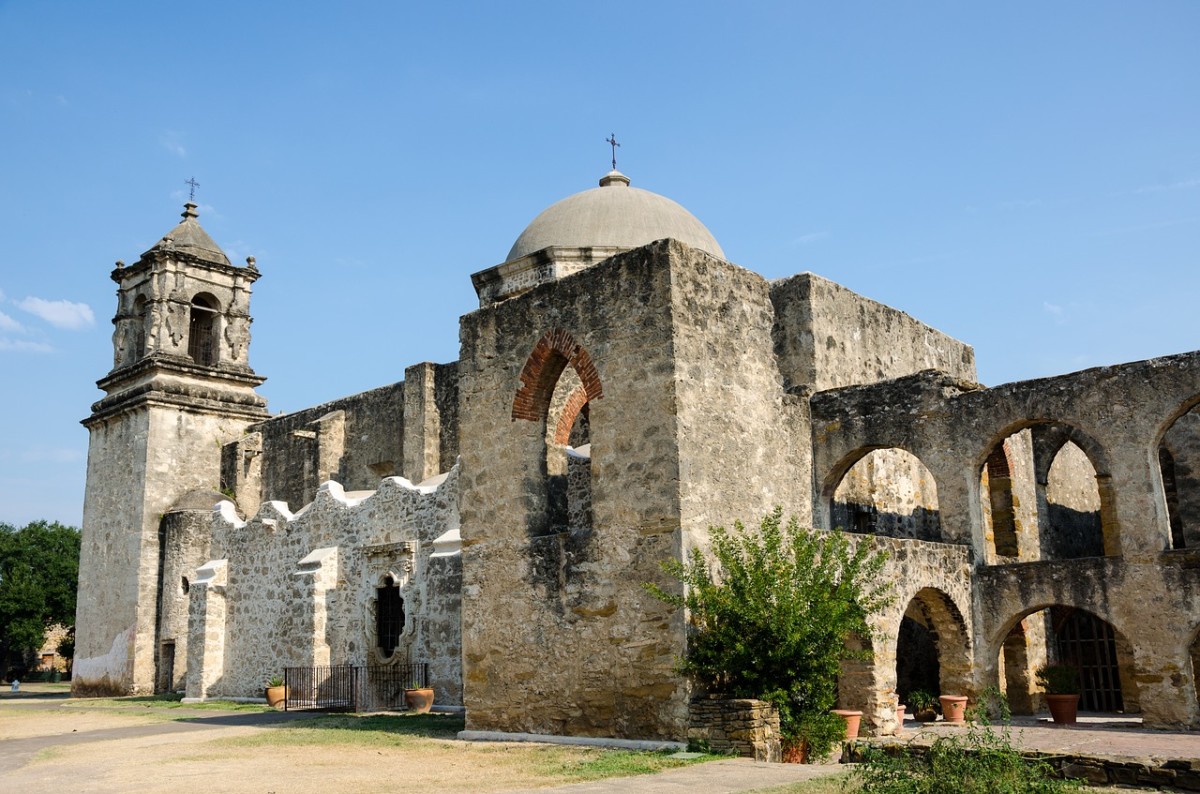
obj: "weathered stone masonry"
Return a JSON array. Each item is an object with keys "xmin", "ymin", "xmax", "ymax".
[{"xmin": 76, "ymin": 172, "xmax": 1200, "ymax": 745}]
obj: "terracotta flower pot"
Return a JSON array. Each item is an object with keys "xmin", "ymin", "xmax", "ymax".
[
  {"xmin": 404, "ymin": 687, "xmax": 435, "ymax": 713},
  {"xmin": 940, "ymin": 695, "xmax": 968, "ymax": 724},
  {"xmin": 895, "ymin": 705, "xmax": 905, "ymax": 735},
  {"xmin": 1045, "ymin": 693, "xmax": 1079, "ymax": 725},
  {"xmin": 832, "ymin": 709, "xmax": 863, "ymax": 739},
  {"xmin": 265, "ymin": 685, "xmax": 288, "ymax": 708},
  {"xmin": 781, "ymin": 738, "xmax": 808, "ymax": 763}
]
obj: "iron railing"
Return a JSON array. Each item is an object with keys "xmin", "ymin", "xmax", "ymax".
[{"xmin": 283, "ymin": 663, "xmax": 429, "ymax": 712}]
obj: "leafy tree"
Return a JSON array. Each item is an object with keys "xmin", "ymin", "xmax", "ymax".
[
  {"xmin": 647, "ymin": 507, "xmax": 892, "ymax": 759},
  {"xmin": 0, "ymin": 520, "xmax": 81, "ymax": 673}
]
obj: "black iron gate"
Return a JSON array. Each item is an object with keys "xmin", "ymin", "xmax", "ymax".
[
  {"xmin": 283, "ymin": 663, "xmax": 429, "ymax": 712},
  {"xmin": 1055, "ymin": 608, "xmax": 1123, "ymax": 712}
]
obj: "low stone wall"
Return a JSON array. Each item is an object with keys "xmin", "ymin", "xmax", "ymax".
[{"xmin": 688, "ymin": 697, "xmax": 782, "ymax": 762}]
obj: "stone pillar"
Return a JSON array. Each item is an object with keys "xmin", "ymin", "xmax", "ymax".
[
  {"xmin": 312, "ymin": 411, "xmax": 346, "ymax": 485},
  {"xmin": 403, "ymin": 362, "xmax": 441, "ymax": 483},
  {"xmin": 688, "ymin": 698, "xmax": 781, "ymax": 762},
  {"xmin": 293, "ymin": 547, "xmax": 339, "ymax": 669},
  {"xmin": 185, "ymin": 559, "xmax": 228, "ymax": 700}
]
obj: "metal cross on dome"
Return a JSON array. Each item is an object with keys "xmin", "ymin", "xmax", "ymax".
[
  {"xmin": 606, "ymin": 134, "xmax": 620, "ymax": 170},
  {"xmin": 184, "ymin": 177, "xmax": 200, "ymax": 201}
]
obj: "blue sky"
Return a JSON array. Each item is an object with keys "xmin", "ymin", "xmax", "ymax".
[{"xmin": 2, "ymin": 1, "xmax": 1197, "ymax": 528}]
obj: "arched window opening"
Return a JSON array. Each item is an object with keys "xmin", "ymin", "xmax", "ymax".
[
  {"xmin": 981, "ymin": 425, "xmax": 1112, "ymax": 562},
  {"xmin": 1045, "ymin": 441, "xmax": 1103, "ymax": 559},
  {"xmin": 1160, "ymin": 404, "xmax": 1200, "ymax": 549},
  {"xmin": 984, "ymin": 444, "xmax": 1019, "ymax": 558},
  {"xmin": 188, "ymin": 294, "xmax": 219, "ymax": 366},
  {"xmin": 376, "ymin": 575, "xmax": 404, "ymax": 659},
  {"xmin": 1161, "ymin": 448, "xmax": 1186, "ymax": 548},
  {"xmin": 831, "ymin": 448, "xmax": 941, "ymax": 542},
  {"xmin": 980, "ymin": 429, "xmax": 1037, "ymax": 562}
]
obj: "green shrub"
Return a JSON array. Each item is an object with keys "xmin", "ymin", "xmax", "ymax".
[
  {"xmin": 646, "ymin": 508, "xmax": 892, "ymax": 760},
  {"xmin": 852, "ymin": 693, "xmax": 1081, "ymax": 793},
  {"xmin": 1035, "ymin": 664, "xmax": 1080, "ymax": 695}
]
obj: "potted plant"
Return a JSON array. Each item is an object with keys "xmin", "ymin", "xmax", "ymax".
[
  {"xmin": 939, "ymin": 694, "xmax": 968, "ymax": 724},
  {"xmin": 265, "ymin": 674, "xmax": 287, "ymax": 708},
  {"xmin": 831, "ymin": 708, "xmax": 863, "ymax": 739},
  {"xmin": 907, "ymin": 689, "xmax": 938, "ymax": 722},
  {"xmin": 1036, "ymin": 664, "xmax": 1080, "ymax": 725},
  {"xmin": 404, "ymin": 677, "xmax": 434, "ymax": 714}
]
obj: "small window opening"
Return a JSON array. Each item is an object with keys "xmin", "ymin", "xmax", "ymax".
[
  {"xmin": 376, "ymin": 576, "xmax": 404, "ymax": 658},
  {"xmin": 188, "ymin": 294, "xmax": 219, "ymax": 366},
  {"xmin": 180, "ymin": 576, "xmax": 190, "ymax": 595}
]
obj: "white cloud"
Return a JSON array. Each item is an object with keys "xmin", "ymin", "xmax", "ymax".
[
  {"xmin": 17, "ymin": 297, "xmax": 95, "ymax": 329},
  {"xmin": 790, "ymin": 231, "xmax": 830, "ymax": 246},
  {"xmin": 161, "ymin": 131, "xmax": 188, "ymax": 158},
  {"xmin": 1132, "ymin": 178, "xmax": 1200, "ymax": 195},
  {"xmin": 0, "ymin": 338, "xmax": 54, "ymax": 353},
  {"xmin": 1043, "ymin": 302, "xmax": 1066, "ymax": 325},
  {"xmin": 0, "ymin": 310, "xmax": 22, "ymax": 332}
]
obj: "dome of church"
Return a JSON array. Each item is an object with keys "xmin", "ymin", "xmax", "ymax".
[{"xmin": 505, "ymin": 170, "xmax": 725, "ymax": 263}]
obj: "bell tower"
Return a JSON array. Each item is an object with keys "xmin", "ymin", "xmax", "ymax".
[{"xmin": 74, "ymin": 203, "xmax": 269, "ymax": 696}]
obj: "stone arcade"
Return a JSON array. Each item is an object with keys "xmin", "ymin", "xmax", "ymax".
[{"xmin": 73, "ymin": 169, "xmax": 1200, "ymax": 739}]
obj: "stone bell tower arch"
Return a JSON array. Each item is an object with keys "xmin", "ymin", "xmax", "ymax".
[{"xmin": 73, "ymin": 202, "xmax": 269, "ymax": 696}]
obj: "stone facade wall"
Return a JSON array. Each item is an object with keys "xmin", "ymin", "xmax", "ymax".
[
  {"xmin": 75, "ymin": 404, "xmax": 255, "ymax": 696},
  {"xmin": 458, "ymin": 241, "xmax": 691, "ymax": 740},
  {"xmin": 688, "ymin": 697, "xmax": 781, "ymax": 762},
  {"xmin": 74, "ymin": 412, "xmax": 150, "ymax": 695},
  {"xmin": 810, "ymin": 354, "xmax": 1200, "ymax": 727},
  {"xmin": 249, "ymin": 381, "xmax": 406, "ymax": 510},
  {"xmin": 771, "ymin": 272, "xmax": 976, "ymax": 394},
  {"xmin": 157, "ymin": 501, "xmax": 219, "ymax": 692},
  {"xmin": 669, "ymin": 250, "xmax": 810, "ymax": 543},
  {"xmin": 189, "ymin": 469, "xmax": 462, "ymax": 704}
]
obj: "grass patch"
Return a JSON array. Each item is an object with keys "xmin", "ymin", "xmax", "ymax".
[
  {"xmin": 215, "ymin": 712, "xmax": 466, "ymax": 749},
  {"xmin": 530, "ymin": 747, "xmax": 719, "ymax": 781},
  {"xmin": 748, "ymin": 777, "xmax": 853, "ymax": 793},
  {"xmin": 63, "ymin": 694, "xmax": 273, "ymax": 713}
]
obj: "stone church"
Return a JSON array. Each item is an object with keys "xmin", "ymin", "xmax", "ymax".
[{"xmin": 73, "ymin": 167, "xmax": 1200, "ymax": 738}]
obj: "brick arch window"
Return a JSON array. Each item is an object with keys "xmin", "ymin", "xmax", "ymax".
[
  {"xmin": 513, "ymin": 329, "xmax": 602, "ymax": 536},
  {"xmin": 376, "ymin": 575, "xmax": 405, "ymax": 659},
  {"xmin": 187, "ymin": 293, "xmax": 220, "ymax": 366},
  {"xmin": 512, "ymin": 328, "xmax": 602, "ymax": 423}
]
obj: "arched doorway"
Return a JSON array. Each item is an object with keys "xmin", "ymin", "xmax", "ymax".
[
  {"xmin": 895, "ymin": 588, "xmax": 972, "ymax": 711},
  {"xmin": 997, "ymin": 606, "xmax": 1136, "ymax": 715}
]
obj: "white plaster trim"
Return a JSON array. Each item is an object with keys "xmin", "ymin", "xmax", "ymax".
[
  {"xmin": 194, "ymin": 559, "xmax": 228, "ymax": 587},
  {"xmin": 457, "ymin": 730, "xmax": 686, "ymax": 752},
  {"xmin": 215, "ymin": 500, "xmax": 245, "ymax": 529},
  {"xmin": 295, "ymin": 546, "xmax": 339, "ymax": 577},
  {"xmin": 430, "ymin": 528, "xmax": 462, "ymax": 558},
  {"xmin": 380, "ymin": 475, "xmax": 442, "ymax": 495}
]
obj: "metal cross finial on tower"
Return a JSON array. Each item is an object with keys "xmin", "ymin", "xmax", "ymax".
[
  {"xmin": 185, "ymin": 177, "xmax": 200, "ymax": 202},
  {"xmin": 606, "ymin": 134, "xmax": 620, "ymax": 170}
]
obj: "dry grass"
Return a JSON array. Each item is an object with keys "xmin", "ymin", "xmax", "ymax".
[{"xmin": 2, "ymin": 697, "xmax": 718, "ymax": 794}]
